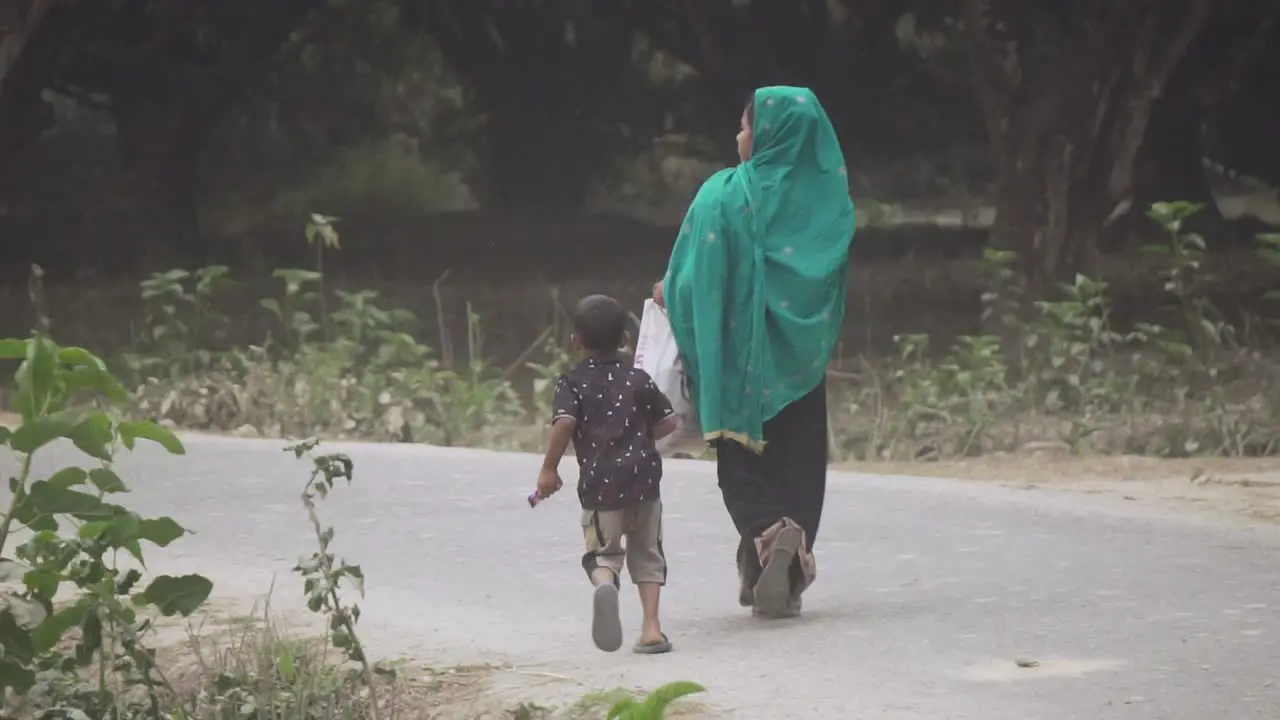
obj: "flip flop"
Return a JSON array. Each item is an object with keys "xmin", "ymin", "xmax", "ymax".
[
  {"xmin": 592, "ymin": 583, "xmax": 623, "ymax": 652},
  {"xmin": 753, "ymin": 525, "xmax": 803, "ymax": 618},
  {"xmin": 632, "ymin": 633, "xmax": 673, "ymax": 654}
]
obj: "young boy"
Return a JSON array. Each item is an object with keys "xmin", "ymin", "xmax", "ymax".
[{"xmin": 537, "ymin": 294, "xmax": 680, "ymax": 654}]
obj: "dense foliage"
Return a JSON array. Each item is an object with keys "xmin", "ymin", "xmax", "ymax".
[{"xmin": 2, "ymin": 0, "xmax": 1278, "ymax": 284}]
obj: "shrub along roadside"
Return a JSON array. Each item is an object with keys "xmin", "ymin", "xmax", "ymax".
[
  {"xmin": 0, "ymin": 292, "xmax": 213, "ymax": 715},
  {"xmin": 125, "ymin": 265, "xmax": 553, "ymax": 447},
  {"xmin": 833, "ymin": 202, "xmax": 1280, "ymax": 461},
  {"xmin": 107, "ymin": 201, "xmax": 1280, "ymax": 463}
]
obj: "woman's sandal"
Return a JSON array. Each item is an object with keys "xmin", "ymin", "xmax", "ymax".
[
  {"xmin": 753, "ymin": 594, "xmax": 802, "ymax": 619},
  {"xmin": 753, "ymin": 524, "xmax": 803, "ymax": 618}
]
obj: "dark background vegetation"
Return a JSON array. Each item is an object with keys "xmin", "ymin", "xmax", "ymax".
[
  {"xmin": 7, "ymin": 5, "xmax": 1280, "ymax": 716},
  {"xmin": 2, "ymin": 0, "xmax": 1279, "ymax": 361}
]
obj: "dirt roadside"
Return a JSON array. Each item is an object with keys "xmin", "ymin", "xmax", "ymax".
[{"xmin": 842, "ymin": 453, "xmax": 1280, "ymax": 524}]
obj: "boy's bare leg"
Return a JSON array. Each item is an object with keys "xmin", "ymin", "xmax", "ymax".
[
  {"xmin": 626, "ymin": 500, "xmax": 671, "ymax": 653},
  {"xmin": 637, "ymin": 582, "xmax": 663, "ymax": 644},
  {"xmin": 590, "ymin": 568, "xmax": 616, "ymax": 586}
]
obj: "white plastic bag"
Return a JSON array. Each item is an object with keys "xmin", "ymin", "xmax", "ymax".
[{"xmin": 634, "ymin": 299, "xmax": 704, "ymax": 456}]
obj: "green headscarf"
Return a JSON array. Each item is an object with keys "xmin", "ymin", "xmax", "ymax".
[{"xmin": 663, "ymin": 85, "xmax": 855, "ymax": 452}]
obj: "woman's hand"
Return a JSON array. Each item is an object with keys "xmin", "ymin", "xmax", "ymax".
[{"xmin": 652, "ymin": 280, "xmax": 665, "ymax": 308}]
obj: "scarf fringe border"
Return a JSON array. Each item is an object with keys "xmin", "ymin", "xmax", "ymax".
[{"xmin": 702, "ymin": 429, "xmax": 767, "ymax": 454}]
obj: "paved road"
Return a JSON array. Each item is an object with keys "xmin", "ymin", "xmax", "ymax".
[{"xmin": 10, "ymin": 435, "xmax": 1280, "ymax": 718}]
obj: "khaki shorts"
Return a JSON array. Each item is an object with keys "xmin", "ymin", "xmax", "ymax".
[{"xmin": 581, "ymin": 500, "xmax": 667, "ymax": 586}]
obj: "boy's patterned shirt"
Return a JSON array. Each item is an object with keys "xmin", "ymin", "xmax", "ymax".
[{"xmin": 552, "ymin": 356, "xmax": 675, "ymax": 511}]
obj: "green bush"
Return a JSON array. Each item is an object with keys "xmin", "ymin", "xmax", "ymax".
[
  {"xmin": 127, "ymin": 267, "xmax": 536, "ymax": 447},
  {"xmin": 101, "ymin": 200, "xmax": 1280, "ymax": 464},
  {"xmin": 834, "ymin": 201, "xmax": 1280, "ymax": 460},
  {"xmin": 0, "ymin": 306, "xmax": 212, "ymax": 716}
]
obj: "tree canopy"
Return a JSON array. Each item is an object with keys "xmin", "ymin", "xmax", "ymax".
[{"xmin": 1, "ymin": 0, "xmax": 1278, "ymax": 284}]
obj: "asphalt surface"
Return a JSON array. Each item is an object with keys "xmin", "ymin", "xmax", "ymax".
[{"xmin": 8, "ymin": 434, "xmax": 1280, "ymax": 719}]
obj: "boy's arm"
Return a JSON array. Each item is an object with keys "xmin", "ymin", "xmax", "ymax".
[
  {"xmin": 542, "ymin": 417, "xmax": 576, "ymax": 471},
  {"xmin": 539, "ymin": 377, "xmax": 580, "ymax": 494}
]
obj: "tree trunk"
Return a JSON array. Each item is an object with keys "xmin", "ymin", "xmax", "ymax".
[
  {"xmin": 989, "ymin": 132, "xmax": 1115, "ymax": 294},
  {"xmin": 962, "ymin": 0, "xmax": 1210, "ymax": 295},
  {"xmin": 989, "ymin": 157, "xmax": 1049, "ymax": 280},
  {"xmin": 1119, "ymin": 89, "xmax": 1237, "ymax": 249},
  {"xmin": 1123, "ymin": 13, "xmax": 1280, "ymax": 251}
]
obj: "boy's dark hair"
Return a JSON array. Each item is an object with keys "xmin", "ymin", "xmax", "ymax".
[{"xmin": 573, "ymin": 294, "xmax": 626, "ymax": 354}]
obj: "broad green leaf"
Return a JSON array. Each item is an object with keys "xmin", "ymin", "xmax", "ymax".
[
  {"xmin": 143, "ymin": 574, "xmax": 212, "ymax": 616},
  {"xmin": 638, "ymin": 680, "xmax": 706, "ymax": 715},
  {"xmin": 81, "ymin": 520, "xmax": 146, "ymax": 565},
  {"xmin": 77, "ymin": 513, "xmax": 163, "ymax": 563},
  {"xmin": 89, "ymin": 467, "xmax": 128, "ymax": 493},
  {"xmin": 121, "ymin": 539, "xmax": 144, "ymax": 565},
  {"xmin": 118, "ymin": 421, "xmax": 185, "ymax": 455},
  {"xmin": 46, "ymin": 467, "xmax": 88, "ymax": 491},
  {"xmin": 69, "ymin": 413, "xmax": 114, "ymax": 462},
  {"xmin": 14, "ymin": 481, "xmax": 113, "ymax": 526},
  {"xmin": 8, "ymin": 409, "xmax": 82, "ymax": 455},
  {"xmin": 11, "ymin": 507, "xmax": 56, "ymax": 533},
  {"xmin": 103, "ymin": 512, "xmax": 141, "ymax": 546},
  {"xmin": 138, "ymin": 517, "xmax": 187, "ymax": 547},
  {"xmin": 15, "ymin": 335, "xmax": 58, "ymax": 420},
  {"xmin": 56, "ymin": 346, "xmax": 107, "ymax": 370},
  {"xmin": 606, "ymin": 696, "xmax": 640, "ymax": 719},
  {"xmin": 77, "ymin": 520, "xmax": 109, "ymax": 539},
  {"xmin": 0, "ymin": 427, "xmax": 9, "ymax": 445},
  {"xmin": 22, "ymin": 569, "xmax": 60, "ymax": 601},
  {"xmin": 32, "ymin": 598, "xmax": 89, "ymax": 653},
  {"xmin": 61, "ymin": 365, "xmax": 130, "ymax": 403},
  {"xmin": 0, "ymin": 338, "xmax": 25, "ymax": 359}
]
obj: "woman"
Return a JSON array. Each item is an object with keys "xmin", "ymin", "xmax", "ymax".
[{"xmin": 653, "ymin": 86, "xmax": 855, "ymax": 619}]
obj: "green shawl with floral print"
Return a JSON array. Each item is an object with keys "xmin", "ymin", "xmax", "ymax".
[{"xmin": 663, "ymin": 85, "xmax": 855, "ymax": 451}]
